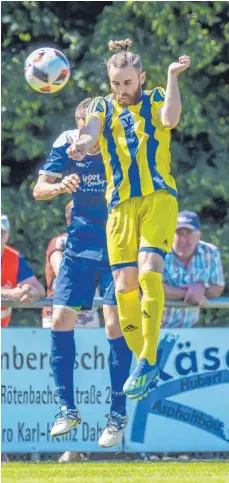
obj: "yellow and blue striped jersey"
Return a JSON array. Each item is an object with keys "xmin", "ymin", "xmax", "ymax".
[{"xmin": 87, "ymin": 88, "xmax": 177, "ymax": 212}]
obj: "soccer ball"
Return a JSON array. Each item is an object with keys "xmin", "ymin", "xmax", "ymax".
[{"xmin": 24, "ymin": 47, "xmax": 70, "ymax": 93}]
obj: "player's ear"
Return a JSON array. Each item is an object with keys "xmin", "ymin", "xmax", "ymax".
[{"xmin": 140, "ymin": 71, "xmax": 146, "ymax": 85}]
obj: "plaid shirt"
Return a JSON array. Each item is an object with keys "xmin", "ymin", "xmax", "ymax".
[{"xmin": 162, "ymin": 240, "xmax": 225, "ymax": 328}]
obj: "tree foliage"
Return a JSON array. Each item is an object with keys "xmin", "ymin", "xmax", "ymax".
[{"xmin": 2, "ymin": 1, "xmax": 229, "ymax": 326}]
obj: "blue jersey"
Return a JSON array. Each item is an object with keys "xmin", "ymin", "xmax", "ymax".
[{"xmin": 39, "ymin": 130, "xmax": 108, "ymax": 261}]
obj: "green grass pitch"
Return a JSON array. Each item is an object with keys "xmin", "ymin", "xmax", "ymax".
[{"xmin": 2, "ymin": 462, "xmax": 229, "ymax": 483}]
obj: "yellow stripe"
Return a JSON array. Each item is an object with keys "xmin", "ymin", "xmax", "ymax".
[
  {"xmin": 112, "ymin": 111, "xmax": 132, "ymax": 203},
  {"xmin": 135, "ymin": 378, "xmax": 141, "ymax": 388},
  {"xmin": 135, "ymin": 112, "xmax": 154, "ymax": 195},
  {"xmin": 141, "ymin": 374, "xmax": 147, "ymax": 386},
  {"xmin": 107, "ymin": 100, "xmax": 132, "ymax": 203},
  {"xmin": 98, "ymin": 91, "xmax": 176, "ymax": 208},
  {"xmin": 100, "ymin": 136, "xmax": 114, "ymax": 207}
]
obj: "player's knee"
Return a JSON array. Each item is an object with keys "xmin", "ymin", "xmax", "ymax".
[
  {"xmin": 103, "ymin": 305, "xmax": 122, "ymax": 338},
  {"xmin": 51, "ymin": 315, "xmax": 66, "ymax": 331},
  {"xmin": 112, "ymin": 266, "xmax": 138, "ymax": 293},
  {"xmin": 105, "ymin": 317, "xmax": 122, "ymax": 338},
  {"xmin": 115, "ymin": 285, "xmax": 128, "ymax": 294},
  {"xmin": 139, "ymin": 251, "xmax": 164, "ymax": 274},
  {"xmin": 51, "ymin": 308, "xmax": 75, "ymax": 331},
  {"xmin": 105, "ymin": 323, "xmax": 122, "ymax": 339},
  {"xmin": 115, "ymin": 280, "xmax": 138, "ymax": 293},
  {"xmin": 113, "ymin": 270, "xmax": 138, "ymax": 293}
]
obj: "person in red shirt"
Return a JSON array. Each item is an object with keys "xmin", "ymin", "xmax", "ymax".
[{"xmin": 1, "ymin": 214, "xmax": 45, "ymax": 327}]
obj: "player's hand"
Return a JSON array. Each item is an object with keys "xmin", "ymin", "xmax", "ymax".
[
  {"xmin": 15, "ymin": 284, "xmax": 38, "ymax": 303},
  {"xmin": 184, "ymin": 282, "xmax": 207, "ymax": 306},
  {"xmin": 58, "ymin": 174, "xmax": 80, "ymax": 194},
  {"xmin": 168, "ymin": 55, "xmax": 190, "ymax": 77},
  {"xmin": 67, "ymin": 136, "xmax": 92, "ymax": 161},
  {"xmin": 7, "ymin": 286, "xmax": 29, "ymax": 301}
]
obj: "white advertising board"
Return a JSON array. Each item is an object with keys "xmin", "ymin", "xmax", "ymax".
[{"xmin": 1, "ymin": 328, "xmax": 121, "ymax": 452}]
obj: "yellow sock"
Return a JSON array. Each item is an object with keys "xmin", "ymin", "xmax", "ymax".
[
  {"xmin": 139, "ymin": 272, "xmax": 164, "ymax": 365},
  {"xmin": 115, "ymin": 289, "xmax": 144, "ymax": 359}
]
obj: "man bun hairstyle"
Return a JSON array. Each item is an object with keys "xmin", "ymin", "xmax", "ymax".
[
  {"xmin": 108, "ymin": 39, "xmax": 133, "ymax": 52},
  {"xmin": 106, "ymin": 39, "xmax": 142, "ymax": 73}
]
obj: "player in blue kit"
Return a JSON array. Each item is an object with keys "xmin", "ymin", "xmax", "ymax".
[{"xmin": 33, "ymin": 98, "xmax": 132, "ymax": 448}]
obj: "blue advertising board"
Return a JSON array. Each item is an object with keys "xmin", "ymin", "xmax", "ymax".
[
  {"xmin": 126, "ymin": 329, "xmax": 229, "ymax": 452},
  {"xmin": 1, "ymin": 328, "xmax": 229, "ymax": 452}
]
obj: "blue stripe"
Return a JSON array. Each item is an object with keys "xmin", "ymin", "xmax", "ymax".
[
  {"xmin": 139, "ymin": 247, "xmax": 167, "ymax": 259},
  {"xmin": 139, "ymin": 92, "xmax": 177, "ymax": 198},
  {"xmin": 103, "ymin": 100, "xmax": 123, "ymax": 211},
  {"xmin": 95, "ymin": 98, "xmax": 105, "ymax": 113},
  {"xmin": 111, "ymin": 261, "xmax": 138, "ymax": 271},
  {"xmin": 118, "ymin": 109, "xmax": 142, "ymax": 198},
  {"xmin": 88, "ymin": 98, "xmax": 103, "ymax": 116},
  {"xmin": 153, "ymin": 88, "xmax": 164, "ymax": 102}
]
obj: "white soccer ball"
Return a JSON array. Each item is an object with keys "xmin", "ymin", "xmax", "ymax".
[{"xmin": 24, "ymin": 47, "xmax": 70, "ymax": 93}]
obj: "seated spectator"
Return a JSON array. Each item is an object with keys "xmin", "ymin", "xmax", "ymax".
[
  {"xmin": 42, "ymin": 200, "xmax": 100, "ymax": 329},
  {"xmin": 1, "ymin": 214, "xmax": 45, "ymax": 327},
  {"xmin": 162, "ymin": 210, "xmax": 225, "ymax": 328}
]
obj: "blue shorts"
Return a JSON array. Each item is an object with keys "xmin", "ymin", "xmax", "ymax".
[{"xmin": 53, "ymin": 251, "xmax": 116, "ymax": 310}]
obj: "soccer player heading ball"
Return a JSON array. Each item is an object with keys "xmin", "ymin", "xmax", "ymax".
[{"xmin": 68, "ymin": 39, "xmax": 190, "ymax": 399}]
